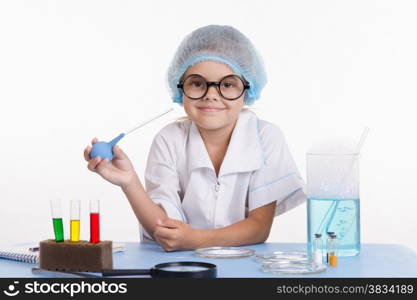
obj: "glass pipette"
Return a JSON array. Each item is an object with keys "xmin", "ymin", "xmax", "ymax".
[{"xmin": 89, "ymin": 107, "xmax": 174, "ymax": 161}]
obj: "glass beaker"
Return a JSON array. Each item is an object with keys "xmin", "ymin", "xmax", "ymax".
[{"xmin": 307, "ymin": 152, "xmax": 360, "ymax": 257}]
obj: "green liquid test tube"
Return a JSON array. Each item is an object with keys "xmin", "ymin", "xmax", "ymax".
[
  {"xmin": 52, "ymin": 218, "xmax": 64, "ymax": 242},
  {"xmin": 50, "ymin": 199, "xmax": 64, "ymax": 242}
]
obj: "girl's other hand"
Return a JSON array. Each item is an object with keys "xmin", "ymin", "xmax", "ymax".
[
  {"xmin": 83, "ymin": 137, "xmax": 138, "ymax": 189},
  {"xmin": 153, "ymin": 218, "xmax": 201, "ymax": 251}
]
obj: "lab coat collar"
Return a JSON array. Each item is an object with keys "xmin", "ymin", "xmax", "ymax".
[{"xmin": 187, "ymin": 110, "xmax": 264, "ymax": 176}]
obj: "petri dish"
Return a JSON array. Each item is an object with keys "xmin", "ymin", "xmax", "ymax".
[
  {"xmin": 261, "ymin": 261, "xmax": 326, "ymax": 275},
  {"xmin": 255, "ymin": 251, "xmax": 309, "ymax": 263},
  {"xmin": 195, "ymin": 247, "xmax": 255, "ymax": 259}
]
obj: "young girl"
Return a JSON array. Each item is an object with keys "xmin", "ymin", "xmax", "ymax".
[{"xmin": 83, "ymin": 25, "xmax": 306, "ymax": 251}]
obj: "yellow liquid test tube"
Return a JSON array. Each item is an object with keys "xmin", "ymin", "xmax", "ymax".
[
  {"xmin": 70, "ymin": 200, "xmax": 80, "ymax": 242},
  {"xmin": 70, "ymin": 220, "xmax": 80, "ymax": 242}
]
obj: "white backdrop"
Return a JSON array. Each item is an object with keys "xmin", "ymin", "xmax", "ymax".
[{"xmin": 1, "ymin": 0, "xmax": 416, "ymax": 252}]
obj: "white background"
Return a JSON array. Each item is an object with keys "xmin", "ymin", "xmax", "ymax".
[{"xmin": 0, "ymin": 0, "xmax": 416, "ymax": 252}]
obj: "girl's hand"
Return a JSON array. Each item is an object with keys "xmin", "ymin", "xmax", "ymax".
[
  {"xmin": 153, "ymin": 219, "xmax": 201, "ymax": 251},
  {"xmin": 83, "ymin": 137, "xmax": 138, "ymax": 189}
]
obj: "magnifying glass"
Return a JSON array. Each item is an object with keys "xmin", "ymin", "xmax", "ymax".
[{"xmin": 102, "ymin": 261, "xmax": 217, "ymax": 278}]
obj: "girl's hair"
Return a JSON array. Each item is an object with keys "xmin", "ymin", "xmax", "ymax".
[{"xmin": 167, "ymin": 25, "xmax": 267, "ymax": 105}]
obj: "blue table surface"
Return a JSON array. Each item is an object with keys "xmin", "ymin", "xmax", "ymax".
[{"xmin": 1, "ymin": 243, "xmax": 416, "ymax": 278}]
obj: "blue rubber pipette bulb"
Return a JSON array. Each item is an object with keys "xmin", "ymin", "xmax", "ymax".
[{"xmin": 89, "ymin": 133, "xmax": 125, "ymax": 161}]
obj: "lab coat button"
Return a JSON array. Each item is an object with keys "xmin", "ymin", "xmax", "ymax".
[{"xmin": 214, "ymin": 183, "xmax": 220, "ymax": 192}]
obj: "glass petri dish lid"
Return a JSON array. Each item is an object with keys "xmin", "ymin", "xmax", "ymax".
[
  {"xmin": 261, "ymin": 261, "xmax": 326, "ymax": 275},
  {"xmin": 255, "ymin": 251, "xmax": 309, "ymax": 263},
  {"xmin": 195, "ymin": 247, "xmax": 255, "ymax": 259}
]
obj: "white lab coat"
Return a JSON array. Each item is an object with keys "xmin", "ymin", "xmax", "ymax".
[{"xmin": 141, "ymin": 110, "xmax": 306, "ymax": 242}]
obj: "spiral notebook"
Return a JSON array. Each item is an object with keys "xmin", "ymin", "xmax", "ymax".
[
  {"xmin": 0, "ymin": 245, "xmax": 39, "ymax": 264},
  {"xmin": 0, "ymin": 243, "xmax": 126, "ymax": 264}
]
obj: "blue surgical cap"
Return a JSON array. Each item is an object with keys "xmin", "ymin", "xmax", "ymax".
[{"xmin": 167, "ymin": 25, "xmax": 267, "ymax": 105}]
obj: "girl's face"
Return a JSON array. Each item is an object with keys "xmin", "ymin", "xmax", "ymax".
[{"xmin": 182, "ymin": 61, "xmax": 245, "ymax": 131}]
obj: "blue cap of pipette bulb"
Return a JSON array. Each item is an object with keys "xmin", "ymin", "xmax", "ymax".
[
  {"xmin": 89, "ymin": 133, "xmax": 125, "ymax": 161},
  {"xmin": 90, "ymin": 141, "xmax": 114, "ymax": 161}
]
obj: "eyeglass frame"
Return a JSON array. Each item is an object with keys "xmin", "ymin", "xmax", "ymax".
[{"xmin": 177, "ymin": 74, "xmax": 250, "ymax": 101}]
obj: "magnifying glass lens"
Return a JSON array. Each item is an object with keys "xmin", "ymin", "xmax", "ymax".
[{"xmin": 159, "ymin": 265, "xmax": 209, "ymax": 272}]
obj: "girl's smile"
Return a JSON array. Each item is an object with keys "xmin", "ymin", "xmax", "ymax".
[{"xmin": 196, "ymin": 106, "xmax": 227, "ymax": 113}]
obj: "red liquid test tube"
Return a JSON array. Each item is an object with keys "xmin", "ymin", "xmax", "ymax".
[{"xmin": 90, "ymin": 200, "xmax": 100, "ymax": 243}]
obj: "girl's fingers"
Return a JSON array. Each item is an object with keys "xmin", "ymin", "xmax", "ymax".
[
  {"xmin": 158, "ymin": 218, "xmax": 181, "ymax": 229},
  {"xmin": 154, "ymin": 226, "xmax": 174, "ymax": 239},
  {"xmin": 95, "ymin": 158, "xmax": 111, "ymax": 178},
  {"xmin": 113, "ymin": 145, "xmax": 127, "ymax": 160},
  {"xmin": 83, "ymin": 146, "xmax": 92, "ymax": 161},
  {"xmin": 158, "ymin": 238, "xmax": 176, "ymax": 252},
  {"xmin": 85, "ymin": 138, "xmax": 98, "ymax": 163},
  {"xmin": 87, "ymin": 156, "xmax": 101, "ymax": 171}
]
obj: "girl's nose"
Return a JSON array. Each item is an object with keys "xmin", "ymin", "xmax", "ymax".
[{"xmin": 204, "ymin": 85, "xmax": 220, "ymax": 101}]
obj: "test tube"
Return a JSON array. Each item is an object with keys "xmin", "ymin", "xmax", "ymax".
[
  {"xmin": 90, "ymin": 200, "xmax": 100, "ymax": 243},
  {"xmin": 70, "ymin": 200, "xmax": 80, "ymax": 242},
  {"xmin": 50, "ymin": 199, "xmax": 64, "ymax": 242}
]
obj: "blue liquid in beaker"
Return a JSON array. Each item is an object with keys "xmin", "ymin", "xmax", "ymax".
[{"xmin": 307, "ymin": 198, "xmax": 360, "ymax": 256}]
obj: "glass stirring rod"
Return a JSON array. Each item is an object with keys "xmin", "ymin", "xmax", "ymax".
[{"xmin": 89, "ymin": 107, "xmax": 174, "ymax": 161}]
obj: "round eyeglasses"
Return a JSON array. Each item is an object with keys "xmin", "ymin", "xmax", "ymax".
[{"xmin": 177, "ymin": 74, "xmax": 250, "ymax": 101}]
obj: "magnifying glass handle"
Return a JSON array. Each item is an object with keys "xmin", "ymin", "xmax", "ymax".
[{"xmin": 102, "ymin": 269, "xmax": 151, "ymax": 276}]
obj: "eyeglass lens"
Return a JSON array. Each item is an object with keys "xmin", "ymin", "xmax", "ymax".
[{"xmin": 182, "ymin": 75, "xmax": 245, "ymax": 100}]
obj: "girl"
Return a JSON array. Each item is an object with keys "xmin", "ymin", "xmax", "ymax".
[{"xmin": 83, "ymin": 25, "xmax": 306, "ymax": 251}]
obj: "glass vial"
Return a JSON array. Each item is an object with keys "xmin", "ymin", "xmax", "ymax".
[
  {"xmin": 312, "ymin": 233, "xmax": 323, "ymax": 265},
  {"xmin": 326, "ymin": 232, "xmax": 334, "ymax": 264},
  {"xmin": 328, "ymin": 234, "xmax": 339, "ymax": 267}
]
